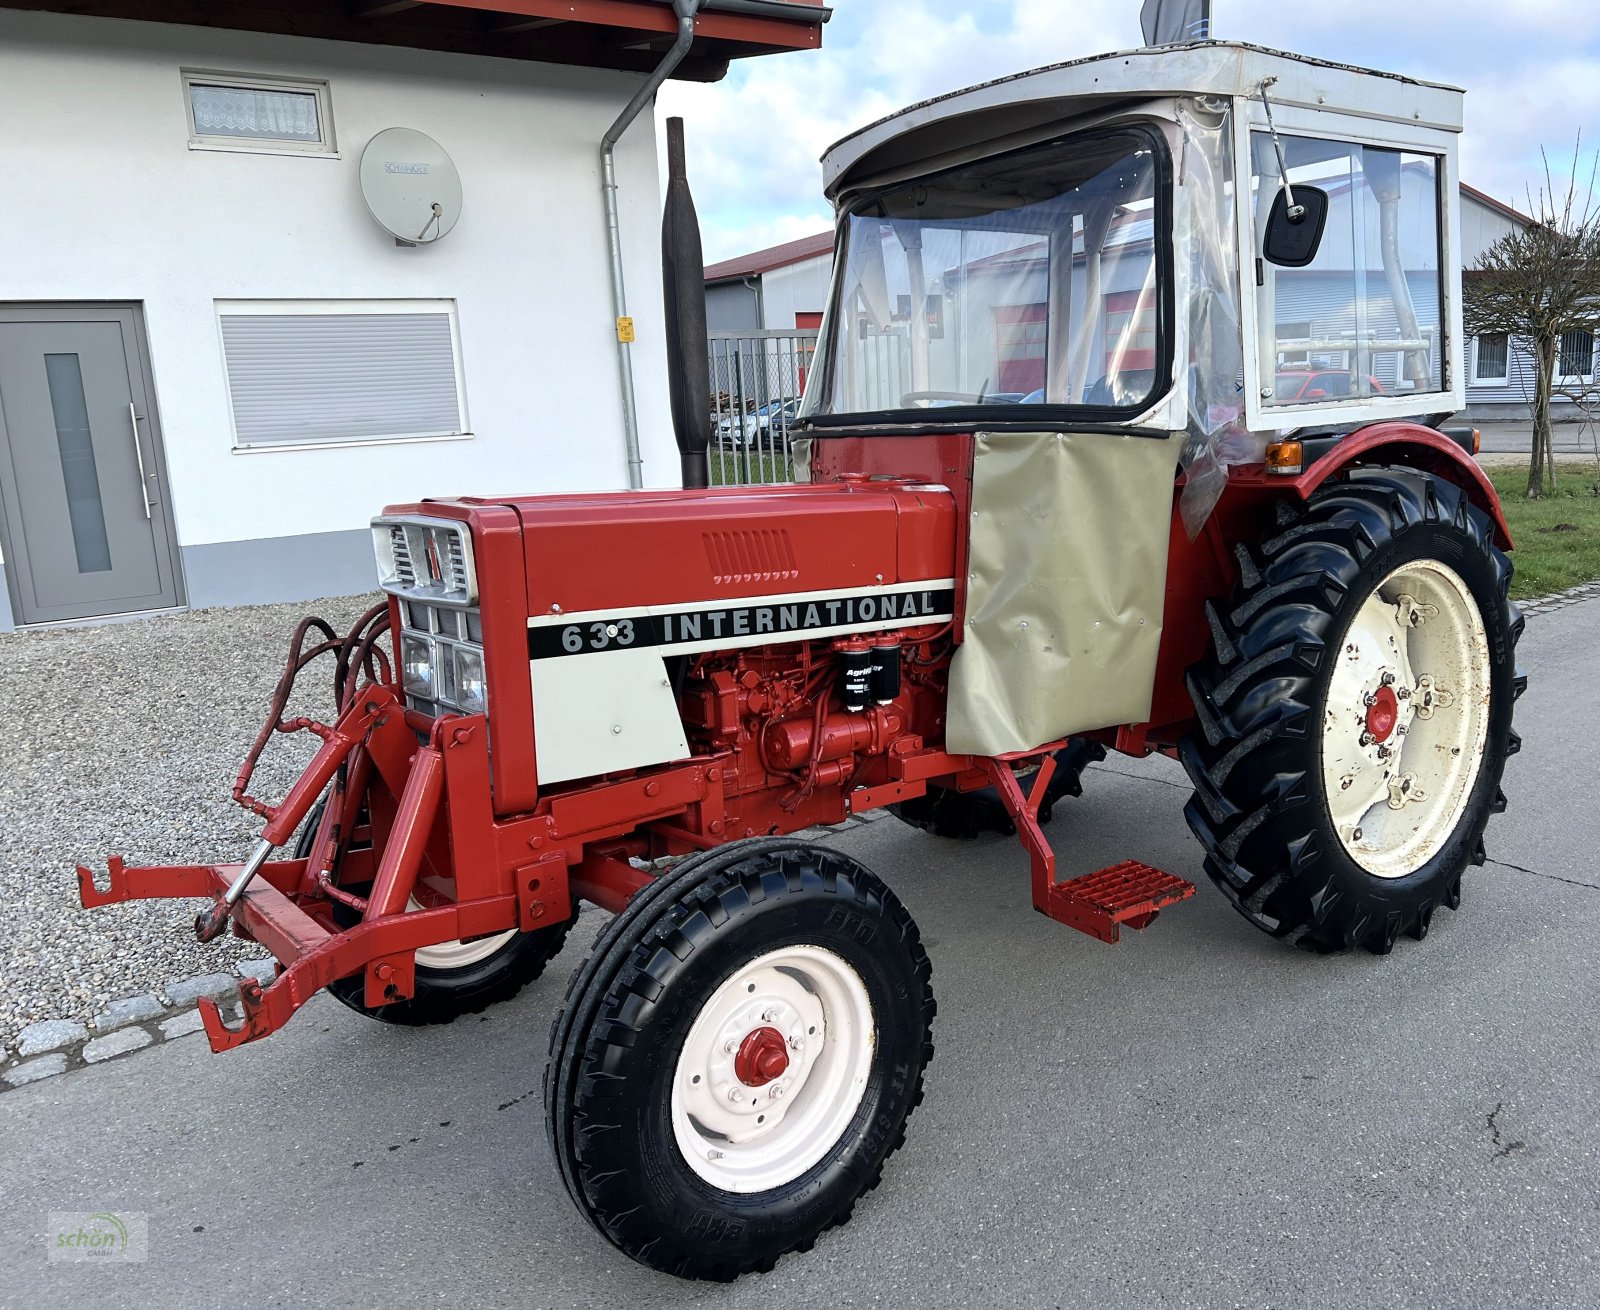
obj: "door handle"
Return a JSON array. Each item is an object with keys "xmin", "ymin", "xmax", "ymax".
[{"xmin": 128, "ymin": 402, "xmax": 152, "ymax": 520}]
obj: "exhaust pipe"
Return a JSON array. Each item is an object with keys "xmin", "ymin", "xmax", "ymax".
[
  {"xmin": 601, "ymin": 0, "xmax": 702, "ymax": 490},
  {"xmin": 662, "ymin": 116, "xmax": 711, "ymax": 489}
]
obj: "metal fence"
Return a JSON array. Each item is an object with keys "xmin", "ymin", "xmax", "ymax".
[{"xmin": 708, "ymin": 329, "xmax": 816, "ymax": 485}]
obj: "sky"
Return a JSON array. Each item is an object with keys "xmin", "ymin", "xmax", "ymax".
[{"xmin": 658, "ymin": 0, "xmax": 1600, "ymax": 264}]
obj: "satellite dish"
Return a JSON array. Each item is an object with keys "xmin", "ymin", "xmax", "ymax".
[{"xmin": 359, "ymin": 128, "xmax": 462, "ymax": 246}]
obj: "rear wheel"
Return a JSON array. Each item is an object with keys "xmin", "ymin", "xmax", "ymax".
[
  {"xmin": 544, "ymin": 838, "xmax": 934, "ymax": 1280},
  {"xmin": 1180, "ymin": 469, "xmax": 1524, "ymax": 953},
  {"xmin": 888, "ymin": 737, "xmax": 1105, "ymax": 839},
  {"xmin": 295, "ymin": 799, "xmax": 572, "ymax": 1026}
]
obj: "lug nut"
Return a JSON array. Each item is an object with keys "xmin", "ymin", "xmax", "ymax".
[
  {"xmin": 769, "ymin": 1084, "xmax": 785, "ymax": 1100},
  {"xmin": 787, "ymin": 1034, "xmax": 802, "ymax": 1050},
  {"xmin": 728, "ymin": 1087, "xmax": 744, "ymax": 1104}
]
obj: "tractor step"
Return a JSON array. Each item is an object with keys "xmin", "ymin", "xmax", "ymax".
[{"xmin": 1044, "ymin": 861, "xmax": 1196, "ymax": 944}]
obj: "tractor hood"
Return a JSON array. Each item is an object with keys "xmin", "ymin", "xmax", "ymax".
[{"xmin": 476, "ymin": 480, "xmax": 957, "ymax": 618}]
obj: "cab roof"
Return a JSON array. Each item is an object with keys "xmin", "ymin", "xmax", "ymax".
[{"xmin": 821, "ymin": 42, "xmax": 1464, "ymax": 204}]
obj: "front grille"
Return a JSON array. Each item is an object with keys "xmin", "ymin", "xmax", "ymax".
[
  {"xmin": 442, "ymin": 534, "xmax": 470, "ymax": 593},
  {"xmin": 390, "ymin": 524, "xmax": 417, "ymax": 587}
]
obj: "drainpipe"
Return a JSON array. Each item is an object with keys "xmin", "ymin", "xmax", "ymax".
[
  {"xmin": 742, "ymin": 275, "xmax": 764, "ymax": 328},
  {"xmin": 602, "ymin": 0, "xmax": 702, "ymax": 489}
]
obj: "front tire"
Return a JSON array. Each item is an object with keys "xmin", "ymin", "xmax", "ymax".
[
  {"xmin": 1180, "ymin": 469, "xmax": 1524, "ymax": 953},
  {"xmin": 295, "ymin": 799, "xmax": 572, "ymax": 1026},
  {"xmin": 544, "ymin": 839, "xmax": 935, "ymax": 1280}
]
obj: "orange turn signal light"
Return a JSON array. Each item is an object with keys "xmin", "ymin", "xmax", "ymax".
[
  {"xmin": 1471, "ymin": 427, "xmax": 1482, "ymax": 455},
  {"xmin": 1265, "ymin": 440, "xmax": 1304, "ymax": 475}
]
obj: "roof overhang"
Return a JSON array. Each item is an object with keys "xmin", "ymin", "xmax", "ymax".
[
  {"xmin": 0, "ymin": 0, "xmax": 829, "ymax": 82},
  {"xmin": 823, "ymin": 42, "xmax": 1463, "ymax": 204}
]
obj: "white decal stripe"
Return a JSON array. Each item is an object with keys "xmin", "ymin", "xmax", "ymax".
[{"xmin": 527, "ymin": 579, "xmax": 958, "ymax": 629}]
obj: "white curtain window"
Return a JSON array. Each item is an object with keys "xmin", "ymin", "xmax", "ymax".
[
  {"xmin": 190, "ymin": 84, "xmax": 319, "ymax": 141},
  {"xmin": 183, "ymin": 72, "xmax": 334, "ymax": 153},
  {"xmin": 219, "ymin": 302, "xmax": 468, "ymax": 449}
]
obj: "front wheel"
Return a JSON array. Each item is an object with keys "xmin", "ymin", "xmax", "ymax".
[
  {"xmin": 544, "ymin": 839, "xmax": 935, "ymax": 1280},
  {"xmin": 1181, "ymin": 469, "xmax": 1524, "ymax": 953},
  {"xmin": 295, "ymin": 799, "xmax": 572, "ymax": 1025}
]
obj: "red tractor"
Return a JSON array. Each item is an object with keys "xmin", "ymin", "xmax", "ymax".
[{"xmin": 79, "ymin": 45, "xmax": 1522, "ymax": 1280}]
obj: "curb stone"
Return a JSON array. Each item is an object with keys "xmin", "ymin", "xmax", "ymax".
[
  {"xmin": 163, "ymin": 972, "xmax": 240, "ymax": 1008},
  {"xmin": 92, "ymin": 993, "xmax": 165, "ymax": 1032},
  {"xmin": 1519, "ymin": 579, "xmax": 1600, "ymax": 617},
  {"xmin": 1, "ymin": 985, "xmax": 251, "ymax": 1095},
  {"xmin": 159, "ymin": 1010, "xmax": 207, "ymax": 1040},
  {"xmin": 83, "ymin": 1028, "xmax": 153, "ymax": 1064},
  {"xmin": 3, "ymin": 1054, "xmax": 69, "ymax": 1088},
  {"xmin": 16, "ymin": 1019, "xmax": 89, "ymax": 1058}
]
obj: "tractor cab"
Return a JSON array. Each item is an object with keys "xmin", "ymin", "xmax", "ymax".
[{"xmin": 799, "ymin": 42, "xmax": 1466, "ymax": 518}]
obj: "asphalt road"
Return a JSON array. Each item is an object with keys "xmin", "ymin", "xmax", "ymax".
[
  {"xmin": 1477, "ymin": 421, "xmax": 1596, "ymax": 458},
  {"xmin": 2, "ymin": 600, "xmax": 1597, "ymax": 1310}
]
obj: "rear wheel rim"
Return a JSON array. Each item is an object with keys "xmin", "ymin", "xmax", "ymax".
[
  {"xmin": 671, "ymin": 944, "xmax": 875, "ymax": 1194},
  {"xmin": 1321, "ymin": 557, "xmax": 1492, "ymax": 879}
]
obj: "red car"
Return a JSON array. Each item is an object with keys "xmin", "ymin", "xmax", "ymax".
[{"xmin": 1275, "ymin": 368, "xmax": 1387, "ymax": 403}]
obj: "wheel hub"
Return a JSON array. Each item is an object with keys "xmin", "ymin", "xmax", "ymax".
[
  {"xmin": 735, "ymin": 1026, "xmax": 790, "ymax": 1087},
  {"xmin": 1365, "ymin": 683, "xmax": 1400, "ymax": 743},
  {"xmin": 670, "ymin": 944, "xmax": 875, "ymax": 1194}
]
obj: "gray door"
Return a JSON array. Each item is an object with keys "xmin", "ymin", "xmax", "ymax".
[{"xmin": 0, "ymin": 305, "xmax": 183, "ymax": 624}]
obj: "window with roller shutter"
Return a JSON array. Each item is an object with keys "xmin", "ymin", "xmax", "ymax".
[{"xmin": 216, "ymin": 300, "xmax": 469, "ymax": 450}]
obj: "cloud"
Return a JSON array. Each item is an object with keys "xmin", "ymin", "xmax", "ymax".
[{"xmin": 661, "ymin": 1, "xmax": 1600, "ymax": 262}]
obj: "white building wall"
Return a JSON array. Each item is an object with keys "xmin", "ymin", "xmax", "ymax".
[
  {"xmin": 759, "ymin": 253, "xmax": 832, "ymax": 329},
  {"xmin": 1460, "ymin": 196, "xmax": 1523, "ymax": 264},
  {"xmin": 0, "ymin": 9, "xmax": 678, "ymax": 614}
]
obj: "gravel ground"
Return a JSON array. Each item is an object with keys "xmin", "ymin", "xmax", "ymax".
[{"xmin": 0, "ymin": 595, "xmax": 382, "ymax": 1051}]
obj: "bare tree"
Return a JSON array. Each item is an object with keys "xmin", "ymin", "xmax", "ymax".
[{"xmin": 1464, "ymin": 145, "xmax": 1600, "ymax": 497}]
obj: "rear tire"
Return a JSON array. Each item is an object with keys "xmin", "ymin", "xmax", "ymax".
[
  {"xmin": 888, "ymin": 737, "xmax": 1106, "ymax": 838},
  {"xmin": 1180, "ymin": 468, "xmax": 1524, "ymax": 953},
  {"xmin": 295, "ymin": 800, "xmax": 572, "ymax": 1026},
  {"xmin": 544, "ymin": 838, "xmax": 934, "ymax": 1280}
]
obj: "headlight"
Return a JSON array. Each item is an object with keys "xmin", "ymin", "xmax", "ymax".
[
  {"xmin": 401, "ymin": 634, "xmax": 435, "ymax": 699},
  {"xmin": 452, "ymin": 645, "xmax": 487, "ymax": 715}
]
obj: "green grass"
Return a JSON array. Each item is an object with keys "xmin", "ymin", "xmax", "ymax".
[
  {"xmin": 1489, "ymin": 461, "xmax": 1600, "ymax": 600},
  {"xmin": 709, "ymin": 448, "xmax": 795, "ymax": 486}
]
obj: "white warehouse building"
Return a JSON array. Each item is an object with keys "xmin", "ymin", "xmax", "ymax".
[{"xmin": 0, "ymin": 0, "xmax": 827, "ymax": 630}]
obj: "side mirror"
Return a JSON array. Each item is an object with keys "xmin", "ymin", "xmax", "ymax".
[{"xmin": 1263, "ymin": 185, "xmax": 1329, "ymax": 268}]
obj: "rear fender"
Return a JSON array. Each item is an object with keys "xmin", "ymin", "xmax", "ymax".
[{"xmin": 1291, "ymin": 422, "xmax": 1512, "ymax": 550}]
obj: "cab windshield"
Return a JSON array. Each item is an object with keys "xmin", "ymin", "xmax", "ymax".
[{"xmin": 808, "ymin": 126, "xmax": 1168, "ymax": 423}]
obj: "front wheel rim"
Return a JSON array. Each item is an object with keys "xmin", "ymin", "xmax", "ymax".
[
  {"xmin": 1321, "ymin": 557, "xmax": 1493, "ymax": 879},
  {"xmin": 408, "ymin": 895, "xmax": 517, "ymax": 971},
  {"xmin": 671, "ymin": 944, "xmax": 875, "ymax": 1194}
]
